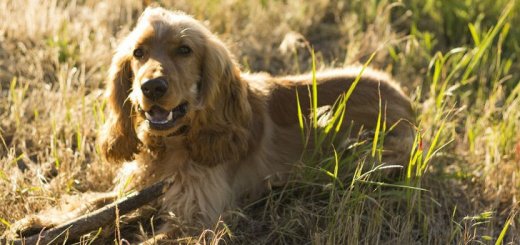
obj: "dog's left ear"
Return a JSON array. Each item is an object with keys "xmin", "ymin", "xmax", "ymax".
[{"xmin": 187, "ymin": 34, "xmax": 252, "ymax": 166}]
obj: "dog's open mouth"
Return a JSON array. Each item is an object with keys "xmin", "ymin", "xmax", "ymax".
[{"xmin": 141, "ymin": 102, "xmax": 188, "ymax": 130}]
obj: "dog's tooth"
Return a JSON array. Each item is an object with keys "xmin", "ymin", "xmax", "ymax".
[
  {"xmin": 167, "ymin": 111, "xmax": 173, "ymax": 121},
  {"xmin": 145, "ymin": 112, "xmax": 152, "ymax": 120}
]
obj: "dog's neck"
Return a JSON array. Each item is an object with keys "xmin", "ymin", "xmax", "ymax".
[{"xmin": 138, "ymin": 130, "xmax": 188, "ymax": 162}]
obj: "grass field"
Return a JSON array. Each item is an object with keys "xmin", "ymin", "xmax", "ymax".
[{"xmin": 1, "ymin": 0, "xmax": 519, "ymax": 244}]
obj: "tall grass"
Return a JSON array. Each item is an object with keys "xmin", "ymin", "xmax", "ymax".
[{"xmin": 0, "ymin": 0, "xmax": 519, "ymax": 244}]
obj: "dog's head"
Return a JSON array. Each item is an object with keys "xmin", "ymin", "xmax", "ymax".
[{"xmin": 99, "ymin": 7, "xmax": 251, "ymax": 165}]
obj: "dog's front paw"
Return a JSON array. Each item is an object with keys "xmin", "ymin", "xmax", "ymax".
[{"xmin": 9, "ymin": 215, "xmax": 56, "ymax": 238}]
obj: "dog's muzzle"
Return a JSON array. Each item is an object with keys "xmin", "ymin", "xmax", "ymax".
[{"xmin": 140, "ymin": 102, "xmax": 188, "ymax": 130}]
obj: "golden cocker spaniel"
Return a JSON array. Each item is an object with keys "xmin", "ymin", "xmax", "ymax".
[{"xmin": 10, "ymin": 7, "xmax": 415, "ymax": 242}]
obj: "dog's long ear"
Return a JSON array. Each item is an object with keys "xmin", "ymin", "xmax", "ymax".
[
  {"xmin": 187, "ymin": 35, "xmax": 252, "ymax": 166},
  {"xmin": 98, "ymin": 50, "xmax": 140, "ymax": 163}
]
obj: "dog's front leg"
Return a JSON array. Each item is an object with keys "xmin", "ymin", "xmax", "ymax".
[{"xmin": 8, "ymin": 191, "xmax": 117, "ymax": 238}]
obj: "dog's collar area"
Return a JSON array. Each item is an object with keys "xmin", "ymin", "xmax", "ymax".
[{"xmin": 139, "ymin": 102, "xmax": 189, "ymax": 131}]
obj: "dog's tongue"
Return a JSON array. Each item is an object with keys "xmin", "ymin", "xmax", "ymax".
[{"xmin": 145, "ymin": 106, "xmax": 172, "ymax": 124}]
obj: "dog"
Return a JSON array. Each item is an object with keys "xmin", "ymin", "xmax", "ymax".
[{"xmin": 9, "ymin": 7, "xmax": 415, "ymax": 242}]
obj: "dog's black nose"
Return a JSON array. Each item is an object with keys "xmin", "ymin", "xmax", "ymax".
[{"xmin": 141, "ymin": 78, "xmax": 168, "ymax": 100}]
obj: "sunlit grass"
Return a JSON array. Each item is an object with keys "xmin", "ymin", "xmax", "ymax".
[{"xmin": 0, "ymin": 0, "xmax": 519, "ymax": 244}]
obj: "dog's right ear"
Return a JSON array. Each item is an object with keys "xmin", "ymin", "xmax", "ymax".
[{"xmin": 98, "ymin": 50, "xmax": 140, "ymax": 163}]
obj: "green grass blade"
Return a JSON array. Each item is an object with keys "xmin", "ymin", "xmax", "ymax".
[
  {"xmin": 371, "ymin": 82, "xmax": 382, "ymax": 158},
  {"xmin": 468, "ymin": 23, "xmax": 480, "ymax": 46},
  {"xmin": 311, "ymin": 48, "xmax": 318, "ymax": 129},
  {"xmin": 460, "ymin": 1, "xmax": 515, "ymax": 85},
  {"xmin": 495, "ymin": 211, "xmax": 516, "ymax": 245},
  {"xmin": 0, "ymin": 217, "xmax": 11, "ymax": 228},
  {"xmin": 295, "ymin": 88, "xmax": 305, "ymax": 142}
]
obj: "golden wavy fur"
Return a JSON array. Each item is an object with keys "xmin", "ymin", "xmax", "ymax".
[{"xmin": 9, "ymin": 7, "xmax": 415, "ymax": 241}]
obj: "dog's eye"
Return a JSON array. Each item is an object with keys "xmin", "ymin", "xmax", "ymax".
[
  {"xmin": 177, "ymin": 45, "xmax": 192, "ymax": 55},
  {"xmin": 133, "ymin": 48, "xmax": 145, "ymax": 59}
]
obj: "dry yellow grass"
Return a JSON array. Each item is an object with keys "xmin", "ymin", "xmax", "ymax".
[{"xmin": 1, "ymin": 0, "xmax": 519, "ymax": 244}]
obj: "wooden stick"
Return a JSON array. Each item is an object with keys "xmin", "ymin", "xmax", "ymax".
[{"xmin": 8, "ymin": 179, "xmax": 172, "ymax": 245}]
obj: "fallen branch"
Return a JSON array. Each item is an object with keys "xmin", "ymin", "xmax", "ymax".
[{"xmin": 9, "ymin": 179, "xmax": 172, "ymax": 245}]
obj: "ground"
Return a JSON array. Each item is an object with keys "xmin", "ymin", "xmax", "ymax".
[{"xmin": 0, "ymin": 0, "xmax": 519, "ymax": 244}]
